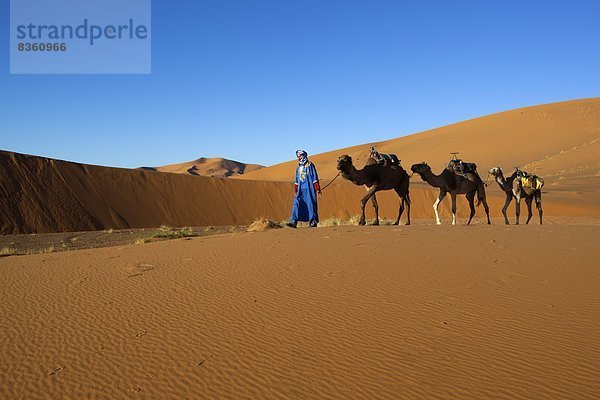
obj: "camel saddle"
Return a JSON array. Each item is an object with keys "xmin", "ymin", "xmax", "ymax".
[
  {"xmin": 516, "ymin": 170, "xmax": 544, "ymax": 190},
  {"xmin": 447, "ymin": 159, "xmax": 478, "ymax": 176},
  {"xmin": 369, "ymin": 147, "xmax": 400, "ymax": 167}
]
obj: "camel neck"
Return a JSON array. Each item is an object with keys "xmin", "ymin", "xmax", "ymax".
[
  {"xmin": 496, "ymin": 175, "xmax": 508, "ymax": 191},
  {"xmin": 342, "ymin": 164, "xmax": 368, "ymax": 186},
  {"xmin": 421, "ymin": 170, "xmax": 445, "ymax": 188}
]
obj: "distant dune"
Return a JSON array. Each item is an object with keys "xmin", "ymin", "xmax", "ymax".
[
  {"xmin": 148, "ymin": 157, "xmax": 264, "ymax": 178},
  {"xmin": 1, "ymin": 98, "xmax": 599, "ymax": 234}
]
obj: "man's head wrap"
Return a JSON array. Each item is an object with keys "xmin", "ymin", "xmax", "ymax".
[{"xmin": 296, "ymin": 149, "xmax": 308, "ymax": 165}]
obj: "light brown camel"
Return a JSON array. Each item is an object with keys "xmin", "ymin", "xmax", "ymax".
[{"xmin": 488, "ymin": 167, "xmax": 543, "ymax": 224}]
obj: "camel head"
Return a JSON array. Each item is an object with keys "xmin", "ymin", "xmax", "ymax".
[
  {"xmin": 489, "ymin": 167, "xmax": 504, "ymax": 178},
  {"xmin": 337, "ymin": 155, "xmax": 353, "ymax": 172},
  {"xmin": 411, "ymin": 162, "xmax": 432, "ymax": 182},
  {"xmin": 410, "ymin": 162, "xmax": 431, "ymax": 179}
]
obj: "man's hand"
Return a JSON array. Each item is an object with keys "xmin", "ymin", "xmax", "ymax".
[{"xmin": 313, "ymin": 181, "xmax": 321, "ymax": 194}]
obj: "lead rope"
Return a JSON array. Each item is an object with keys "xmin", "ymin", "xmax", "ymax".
[
  {"xmin": 483, "ymin": 172, "xmax": 493, "ymax": 187},
  {"xmin": 320, "ymin": 171, "xmax": 342, "ymax": 192}
]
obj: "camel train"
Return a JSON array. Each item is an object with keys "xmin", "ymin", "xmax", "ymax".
[{"xmin": 336, "ymin": 148, "xmax": 544, "ymax": 225}]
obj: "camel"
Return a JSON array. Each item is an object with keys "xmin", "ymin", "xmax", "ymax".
[
  {"xmin": 410, "ymin": 162, "xmax": 491, "ymax": 225},
  {"xmin": 488, "ymin": 167, "xmax": 543, "ymax": 225},
  {"xmin": 336, "ymin": 155, "xmax": 411, "ymax": 226}
]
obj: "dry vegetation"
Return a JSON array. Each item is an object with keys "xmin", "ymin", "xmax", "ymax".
[
  {"xmin": 152, "ymin": 225, "xmax": 196, "ymax": 239},
  {"xmin": 0, "ymin": 225, "xmax": 246, "ymax": 256},
  {"xmin": 247, "ymin": 218, "xmax": 283, "ymax": 232}
]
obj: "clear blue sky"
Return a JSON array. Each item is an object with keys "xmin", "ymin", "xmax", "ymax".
[{"xmin": 1, "ymin": 0, "xmax": 599, "ymax": 168}]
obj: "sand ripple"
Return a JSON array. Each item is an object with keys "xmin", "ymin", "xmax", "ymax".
[{"xmin": 1, "ymin": 225, "xmax": 599, "ymax": 399}]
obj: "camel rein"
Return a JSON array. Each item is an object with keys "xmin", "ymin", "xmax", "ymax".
[
  {"xmin": 320, "ymin": 171, "xmax": 342, "ymax": 192},
  {"xmin": 483, "ymin": 172, "xmax": 493, "ymax": 187}
]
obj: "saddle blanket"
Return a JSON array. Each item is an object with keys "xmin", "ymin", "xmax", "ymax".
[
  {"xmin": 448, "ymin": 160, "xmax": 477, "ymax": 175},
  {"xmin": 371, "ymin": 153, "xmax": 400, "ymax": 166},
  {"xmin": 518, "ymin": 173, "xmax": 544, "ymax": 190}
]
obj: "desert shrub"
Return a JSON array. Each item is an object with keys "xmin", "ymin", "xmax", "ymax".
[{"xmin": 247, "ymin": 218, "xmax": 282, "ymax": 232}]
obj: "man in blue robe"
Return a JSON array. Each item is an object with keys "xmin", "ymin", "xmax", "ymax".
[{"xmin": 287, "ymin": 150, "xmax": 321, "ymax": 228}]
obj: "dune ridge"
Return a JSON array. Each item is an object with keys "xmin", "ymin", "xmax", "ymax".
[
  {"xmin": 238, "ymin": 98, "xmax": 600, "ymax": 198},
  {"xmin": 146, "ymin": 157, "xmax": 264, "ymax": 178}
]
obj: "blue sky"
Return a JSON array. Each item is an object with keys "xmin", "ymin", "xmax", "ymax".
[{"xmin": 1, "ymin": 0, "xmax": 599, "ymax": 168}]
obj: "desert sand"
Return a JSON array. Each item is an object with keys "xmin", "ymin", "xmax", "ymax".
[
  {"xmin": 1, "ymin": 98, "xmax": 599, "ymax": 399},
  {"xmin": 1, "ymin": 222, "xmax": 599, "ymax": 399}
]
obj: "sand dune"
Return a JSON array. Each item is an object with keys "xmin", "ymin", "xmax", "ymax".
[
  {"xmin": 2, "ymin": 149, "xmax": 598, "ymax": 235},
  {"xmin": 238, "ymin": 98, "xmax": 600, "ymax": 200},
  {"xmin": 2, "ymin": 98, "xmax": 599, "ymax": 234},
  {"xmin": 146, "ymin": 157, "xmax": 264, "ymax": 178},
  {"xmin": 1, "ymin": 223, "xmax": 598, "ymax": 399},
  {"xmin": 0, "ymin": 151, "xmax": 291, "ymax": 234}
]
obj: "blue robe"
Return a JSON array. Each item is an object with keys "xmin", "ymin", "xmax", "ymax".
[{"xmin": 290, "ymin": 161, "xmax": 319, "ymax": 222}]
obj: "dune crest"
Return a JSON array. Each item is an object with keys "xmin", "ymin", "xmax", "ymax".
[
  {"xmin": 238, "ymin": 98, "xmax": 600, "ymax": 194},
  {"xmin": 149, "ymin": 157, "xmax": 264, "ymax": 178}
]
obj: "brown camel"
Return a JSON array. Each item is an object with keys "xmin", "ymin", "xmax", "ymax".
[
  {"xmin": 488, "ymin": 167, "xmax": 543, "ymax": 225},
  {"xmin": 410, "ymin": 162, "xmax": 491, "ymax": 225},
  {"xmin": 336, "ymin": 155, "xmax": 411, "ymax": 226}
]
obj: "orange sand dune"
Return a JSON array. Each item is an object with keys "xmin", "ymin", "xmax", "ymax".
[
  {"xmin": 1, "ymin": 223, "xmax": 598, "ymax": 399},
  {"xmin": 0, "ymin": 151, "xmax": 290, "ymax": 234},
  {"xmin": 146, "ymin": 157, "xmax": 264, "ymax": 178},
  {"xmin": 238, "ymin": 98, "xmax": 600, "ymax": 201},
  {"xmin": 2, "ymin": 149, "xmax": 597, "ymax": 234}
]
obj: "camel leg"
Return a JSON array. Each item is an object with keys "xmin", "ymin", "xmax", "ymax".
[
  {"xmin": 395, "ymin": 199, "xmax": 404, "ymax": 226},
  {"xmin": 525, "ymin": 196, "xmax": 533, "ymax": 224},
  {"xmin": 393, "ymin": 187, "xmax": 407, "ymax": 225},
  {"xmin": 371, "ymin": 194, "xmax": 379, "ymax": 226},
  {"xmin": 404, "ymin": 192, "xmax": 411, "ymax": 225},
  {"xmin": 514, "ymin": 194, "xmax": 521, "ymax": 225},
  {"xmin": 466, "ymin": 192, "xmax": 476, "ymax": 225},
  {"xmin": 451, "ymin": 193, "xmax": 457, "ymax": 225},
  {"xmin": 536, "ymin": 191, "xmax": 543, "ymax": 224},
  {"xmin": 502, "ymin": 193, "xmax": 513, "ymax": 225},
  {"xmin": 433, "ymin": 191, "xmax": 446, "ymax": 225},
  {"xmin": 482, "ymin": 195, "xmax": 491, "ymax": 225},
  {"xmin": 360, "ymin": 185, "xmax": 379, "ymax": 226}
]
